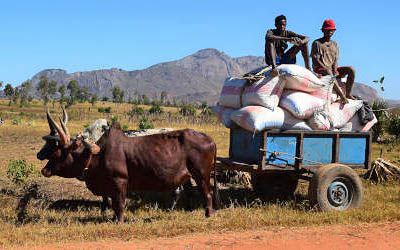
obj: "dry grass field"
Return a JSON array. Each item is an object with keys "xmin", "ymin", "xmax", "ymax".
[{"xmin": 0, "ymin": 100, "xmax": 399, "ymax": 248}]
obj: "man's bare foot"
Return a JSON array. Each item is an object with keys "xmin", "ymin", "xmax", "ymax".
[
  {"xmin": 340, "ymin": 97, "xmax": 349, "ymax": 104},
  {"xmin": 270, "ymin": 68, "xmax": 279, "ymax": 77}
]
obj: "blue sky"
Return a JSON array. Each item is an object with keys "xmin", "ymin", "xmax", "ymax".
[{"xmin": 0, "ymin": 0, "xmax": 398, "ymax": 99}]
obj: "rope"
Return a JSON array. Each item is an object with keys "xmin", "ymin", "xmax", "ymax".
[{"xmin": 266, "ymin": 150, "xmax": 325, "ymax": 165}]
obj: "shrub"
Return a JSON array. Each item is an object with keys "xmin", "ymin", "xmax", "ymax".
[
  {"xmin": 128, "ymin": 106, "xmax": 145, "ymax": 117},
  {"xmin": 149, "ymin": 104, "xmax": 163, "ymax": 114},
  {"xmin": 179, "ymin": 104, "xmax": 197, "ymax": 116},
  {"xmin": 110, "ymin": 115, "xmax": 119, "ymax": 123},
  {"xmin": 372, "ymin": 100, "xmax": 388, "ymax": 142},
  {"xmin": 387, "ymin": 114, "xmax": 400, "ymax": 141},
  {"xmin": 7, "ymin": 159, "xmax": 35, "ymax": 185},
  {"xmin": 98, "ymin": 107, "xmax": 111, "ymax": 113},
  {"xmin": 138, "ymin": 116, "xmax": 154, "ymax": 129},
  {"xmin": 12, "ymin": 117, "xmax": 22, "ymax": 125},
  {"xmin": 122, "ymin": 124, "xmax": 129, "ymax": 131},
  {"xmin": 200, "ymin": 105, "xmax": 213, "ymax": 117}
]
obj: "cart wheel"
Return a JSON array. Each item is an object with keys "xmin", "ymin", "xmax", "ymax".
[
  {"xmin": 251, "ymin": 172, "xmax": 299, "ymax": 200},
  {"xmin": 308, "ymin": 164, "xmax": 363, "ymax": 211}
]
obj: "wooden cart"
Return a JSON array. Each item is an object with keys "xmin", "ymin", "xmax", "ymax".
[{"xmin": 216, "ymin": 127, "xmax": 371, "ymax": 211}]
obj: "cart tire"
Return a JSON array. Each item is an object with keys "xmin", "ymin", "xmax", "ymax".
[
  {"xmin": 251, "ymin": 172, "xmax": 299, "ymax": 200},
  {"xmin": 308, "ymin": 164, "xmax": 363, "ymax": 211}
]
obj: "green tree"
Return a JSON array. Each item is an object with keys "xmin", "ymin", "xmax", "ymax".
[
  {"xmin": 19, "ymin": 80, "xmax": 32, "ymax": 107},
  {"xmin": 387, "ymin": 114, "xmax": 400, "ymax": 141},
  {"xmin": 160, "ymin": 91, "xmax": 168, "ymax": 105},
  {"xmin": 179, "ymin": 104, "xmax": 197, "ymax": 116},
  {"xmin": 112, "ymin": 86, "xmax": 124, "ymax": 103},
  {"xmin": 90, "ymin": 94, "xmax": 98, "ymax": 106},
  {"xmin": 77, "ymin": 86, "xmax": 90, "ymax": 102},
  {"xmin": 4, "ymin": 84, "xmax": 15, "ymax": 105},
  {"xmin": 37, "ymin": 76, "xmax": 57, "ymax": 105},
  {"xmin": 142, "ymin": 94, "xmax": 150, "ymax": 105},
  {"xmin": 149, "ymin": 104, "xmax": 163, "ymax": 114},
  {"xmin": 58, "ymin": 85, "xmax": 66, "ymax": 104},
  {"xmin": 372, "ymin": 100, "xmax": 388, "ymax": 142},
  {"xmin": 67, "ymin": 80, "xmax": 79, "ymax": 106}
]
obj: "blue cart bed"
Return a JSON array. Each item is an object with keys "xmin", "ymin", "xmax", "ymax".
[
  {"xmin": 216, "ymin": 127, "xmax": 371, "ymax": 211},
  {"xmin": 218, "ymin": 127, "xmax": 371, "ymax": 173}
]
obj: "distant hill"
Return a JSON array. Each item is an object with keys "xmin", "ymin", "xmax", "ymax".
[{"xmin": 21, "ymin": 48, "xmax": 384, "ymax": 105}]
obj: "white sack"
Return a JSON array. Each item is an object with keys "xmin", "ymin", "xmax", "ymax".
[
  {"xmin": 345, "ymin": 113, "xmax": 378, "ymax": 132},
  {"xmin": 230, "ymin": 106, "xmax": 285, "ymax": 132},
  {"xmin": 329, "ymin": 99, "xmax": 363, "ymax": 128},
  {"xmin": 219, "ymin": 77, "xmax": 247, "ymax": 108},
  {"xmin": 282, "ymin": 109, "xmax": 312, "ymax": 131},
  {"xmin": 230, "ymin": 106, "xmax": 311, "ymax": 132},
  {"xmin": 242, "ymin": 76, "xmax": 285, "ymax": 110},
  {"xmin": 212, "ymin": 105, "xmax": 235, "ymax": 128},
  {"xmin": 277, "ymin": 64, "xmax": 326, "ymax": 92},
  {"xmin": 308, "ymin": 111, "xmax": 332, "ymax": 131},
  {"xmin": 279, "ymin": 90, "xmax": 327, "ymax": 119}
]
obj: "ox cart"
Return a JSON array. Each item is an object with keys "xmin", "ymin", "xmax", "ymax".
[{"xmin": 216, "ymin": 127, "xmax": 371, "ymax": 211}]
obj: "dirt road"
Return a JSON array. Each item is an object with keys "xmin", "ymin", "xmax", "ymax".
[{"xmin": 22, "ymin": 222, "xmax": 400, "ymax": 250}]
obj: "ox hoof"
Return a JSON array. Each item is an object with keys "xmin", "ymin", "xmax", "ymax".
[{"xmin": 205, "ymin": 208, "xmax": 215, "ymax": 217}]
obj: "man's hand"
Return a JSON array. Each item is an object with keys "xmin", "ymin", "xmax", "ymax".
[
  {"xmin": 290, "ymin": 37, "xmax": 302, "ymax": 46},
  {"xmin": 270, "ymin": 67, "xmax": 280, "ymax": 77}
]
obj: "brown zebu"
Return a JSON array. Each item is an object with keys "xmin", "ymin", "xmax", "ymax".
[{"xmin": 37, "ymin": 108, "xmax": 217, "ymax": 223}]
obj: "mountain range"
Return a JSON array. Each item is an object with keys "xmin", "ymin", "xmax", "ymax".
[{"xmin": 21, "ymin": 48, "xmax": 383, "ymax": 105}]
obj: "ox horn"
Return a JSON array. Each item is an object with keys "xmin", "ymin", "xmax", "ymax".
[
  {"xmin": 61, "ymin": 106, "xmax": 68, "ymax": 125},
  {"xmin": 46, "ymin": 108, "xmax": 70, "ymax": 146},
  {"xmin": 46, "ymin": 108, "xmax": 57, "ymax": 136},
  {"xmin": 59, "ymin": 106, "xmax": 70, "ymax": 140}
]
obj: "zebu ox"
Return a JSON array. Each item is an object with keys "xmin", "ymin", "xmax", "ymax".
[{"xmin": 37, "ymin": 108, "xmax": 218, "ymax": 223}]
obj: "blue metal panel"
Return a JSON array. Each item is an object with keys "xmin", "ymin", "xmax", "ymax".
[
  {"xmin": 230, "ymin": 129, "xmax": 262, "ymax": 164},
  {"xmin": 265, "ymin": 136, "xmax": 297, "ymax": 165},
  {"xmin": 303, "ymin": 137, "xmax": 333, "ymax": 165},
  {"xmin": 339, "ymin": 138, "xmax": 366, "ymax": 164}
]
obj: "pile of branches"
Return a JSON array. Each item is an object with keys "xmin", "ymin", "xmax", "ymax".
[
  {"xmin": 216, "ymin": 170, "xmax": 252, "ymax": 188},
  {"xmin": 364, "ymin": 158, "xmax": 400, "ymax": 183}
]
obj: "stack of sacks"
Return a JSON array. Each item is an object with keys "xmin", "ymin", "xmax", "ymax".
[{"xmin": 214, "ymin": 64, "xmax": 376, "ymax": 133}]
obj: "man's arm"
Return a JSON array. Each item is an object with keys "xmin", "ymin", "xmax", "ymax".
[
  {"xmin": 332, "ymin": 43, "xmax": 339, "ymax": 76},
  {"xmin": 289, "ymin": 31, "xmax": 309, "ymax": 45},
  {"xmin": 266, "ymin": 29, "xmax": 291, "ymax": 42}
]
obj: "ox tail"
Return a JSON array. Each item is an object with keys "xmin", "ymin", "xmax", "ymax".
[{"xmin": 212, "ymin": 144, "xmax": 221, "ymax": 210}]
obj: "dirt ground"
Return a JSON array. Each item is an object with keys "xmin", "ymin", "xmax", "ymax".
[{"xmin": 14, "ymin": 221, "xmax": 400, "ymax": 250}]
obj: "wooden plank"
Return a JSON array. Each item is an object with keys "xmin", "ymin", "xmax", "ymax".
[{"xmin": 332, "ymin": 133, "xmax": 340, "ymax": 163}]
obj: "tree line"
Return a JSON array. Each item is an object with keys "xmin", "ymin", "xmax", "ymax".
[{"xmin": 0, "ymin": 77, "xmax": 209, "ymax": 109}]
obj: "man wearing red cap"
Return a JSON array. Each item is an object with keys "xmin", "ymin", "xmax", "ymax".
[
  {"xmin": 265, "ymin": 15, "xmax": 311, "ymax": 76},
  {"xmin": 311, "ymin": 19, "xmax": 356, "ymax": 103}
]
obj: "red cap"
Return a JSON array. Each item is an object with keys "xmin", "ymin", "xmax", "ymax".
[{"xmin": 322, "ymin": 19, "xmax": 336, "ymax": 30}]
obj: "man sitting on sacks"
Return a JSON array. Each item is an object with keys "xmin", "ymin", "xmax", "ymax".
[
  {"xmin": 265, "ymin": 15, "xmax": 311, "ymax": 77},
  {"xmin": 311, "ymin": 19, "xmax": 355, "ymax": 104}
]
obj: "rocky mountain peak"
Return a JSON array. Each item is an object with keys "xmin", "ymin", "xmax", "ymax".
[{"xmin": 24, "ymin": 48, "xmax": 381, "ymax": 105}]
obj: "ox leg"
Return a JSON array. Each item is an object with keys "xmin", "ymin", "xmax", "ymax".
[
  {"xmin": 193, "ymin": 176, "xmax": 215, "ymax": 217},
  {"xmin": 111, "ymin": 182, "xmax": 127, "ymax": 223}
]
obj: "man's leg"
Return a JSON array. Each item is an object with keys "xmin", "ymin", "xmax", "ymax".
[
  {"xmin": 267, "ymin": 41, "xmax": 280, "ymax": 77},
  {"xmin": 337, "ymin": 66, "xmax": 356, "ymax": 98},
  {"xmin": 284, "ymin": 43, "xmax": 311, "ymax": 70}
]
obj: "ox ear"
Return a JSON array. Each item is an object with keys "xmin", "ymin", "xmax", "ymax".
[
  {"xmin": 90, "ymin": 144, "xmax": 101, "ymax": 155},
  {"xmin": 82, "ymin": 140, "xmax": 101, "ymax": 155}
]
